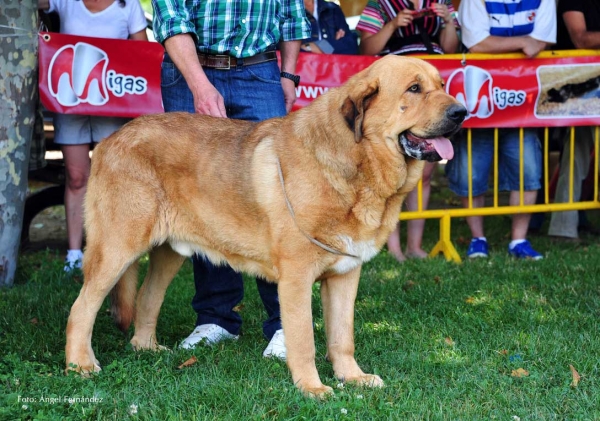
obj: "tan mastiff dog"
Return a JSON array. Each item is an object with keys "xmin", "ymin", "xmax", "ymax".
[{"xmin": 65, "ymin": 55, "xmax": 466, "ymax": 397}]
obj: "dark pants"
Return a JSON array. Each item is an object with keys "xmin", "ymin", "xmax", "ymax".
[
  {"xmin": 161, "ymin": 53, "xmax": 285, "ymax": 340},
  {"xmin": 192, "ymin": 256, "xmax": 280, "ymax": 339}
]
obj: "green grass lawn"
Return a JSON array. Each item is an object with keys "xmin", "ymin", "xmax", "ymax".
[{"xmin": 2, "ymin": 213, "xmax": 600, "ymax": 420}]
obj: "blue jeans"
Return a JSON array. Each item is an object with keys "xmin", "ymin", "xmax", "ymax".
[
  {"xmin": 161, "ymin": 53, "xmax": 285, "ymax": 340},
  {"xmin": 446, "ymin": 128, "xmax": 542, "ymax": 197}
]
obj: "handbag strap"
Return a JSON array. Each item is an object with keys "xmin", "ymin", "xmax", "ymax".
[
  {"xmin": 406, "ymin": 2, "xmax": 436, "ymax": 55},
  {"xmin": 415, "ymin": 20, "xmax": 435, "ymax": 55}
]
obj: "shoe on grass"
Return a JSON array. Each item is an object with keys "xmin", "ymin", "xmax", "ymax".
[
  {"xmin": 508, "ymin": 240, "xmax": 543, "ymax": 260},
  {"xmin": 263, "ymin": 329, "xmax": 286, "ymax": 361},
  {"xmin": 64, "ymin": 250, "xmax": 83, "ymax": 273},
  {"xmin": 467, "ymin": 238, "xmax": 489, "ymax": 258},
  {"xmin": 179, "ymin": 324, "xmax": 238, "ymax": 349}
]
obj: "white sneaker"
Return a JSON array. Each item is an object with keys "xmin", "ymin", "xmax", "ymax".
[
  {"xmin": 179, "ymin": 324, "xmax": 238, "ymax": 349},
  {"xmin": 64, "ymin": 250, "xmax": 83, "ymax": 273},
  {"xmin": 263, "ymin": 329, "xmax": 286, "ymax": 361}
]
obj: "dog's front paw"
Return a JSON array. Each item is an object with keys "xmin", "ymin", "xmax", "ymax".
[
  {"xmin": 130, "ymin": 336, "xmax": 169, "ymax": 352},
  {"xmin": 345, "ymin": 373, "xmax": 384, "ymax": 388},
  {"xmin": 298, "ymin": 383, "xmax": 334, "ymax": 399},
  {"xmin": 65, "ymin": 360, "xmax": 101, "ymax": 377}
]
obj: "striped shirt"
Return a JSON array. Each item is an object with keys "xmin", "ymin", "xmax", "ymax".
[
  {"xmin": 459, "ymin": 0, "xmax": 556, "ymax": 49},
  {"xmin": 152, "ymin": 0, "xmax": 311, "ymax": 58},
  {"xmin": 357, "ymin": 0, "xmax": 458, "ymax": 55},
  {"xmin": 486, "ymin": 0, "xmax": 541, "ymax": 37}
]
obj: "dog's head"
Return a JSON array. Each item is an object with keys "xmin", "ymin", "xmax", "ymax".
[{"xmin": 341, "ymin": 55, "xmax": 466, "ymax": 162}]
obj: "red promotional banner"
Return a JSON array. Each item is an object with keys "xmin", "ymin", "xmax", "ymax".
[
  {"xmin": 435, "ymin": 55, "xmax": 600, "ymax": 128},
  {"xmin": 38, "ymin": 31, "xmax": 600, "ymax": 128},
  {"xmin": 38, "ymin": 32, "xmax": 164, "ymax": 118},
  {"xmin": 294, "ymin": 52, "xmax": 600, "ymax": 128}
]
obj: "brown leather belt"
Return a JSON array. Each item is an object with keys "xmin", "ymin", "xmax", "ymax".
[{"xmin": 197, "ymin": 51, "xmax": 277, "ymax": 70}]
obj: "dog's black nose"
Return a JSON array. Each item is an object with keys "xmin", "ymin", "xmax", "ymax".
[{"xmin": 447, "ymin": 103, "xmax": 467, "ymax": 124}]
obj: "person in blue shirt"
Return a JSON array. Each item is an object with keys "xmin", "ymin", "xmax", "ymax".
[
  {"xmin": 301, "ymin": 0, "xmax": 358, "ymax": 55},
  {"xmin": 446, "ymin": 0, "xmax": 556, "ymax": 260}
]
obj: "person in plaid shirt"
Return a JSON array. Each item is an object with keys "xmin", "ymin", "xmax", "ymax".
[{"xmin": 152, "ymin": 0, "xmax": 310, "ymax": 359}]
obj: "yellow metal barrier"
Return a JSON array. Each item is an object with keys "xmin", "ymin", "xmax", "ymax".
[
  {"xmin": 400, "ymin": 127, "xmax": 600, "ymax": 263},
  {"xmin": 398, "ymin": 50, "xmax": 600, "ymax": 263}
]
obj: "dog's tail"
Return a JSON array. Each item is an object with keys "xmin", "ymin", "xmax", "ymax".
[{"xmin": 110, "ymin": 261, "xmax": 139, "ymax": 333}]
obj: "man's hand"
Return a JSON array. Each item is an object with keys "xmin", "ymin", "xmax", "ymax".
[
  {"xmin": 521, "ymin": 37, "xmax": 548, "ymax": 58},
  {"xmin": 470, "ymin": 35, "xmax": 548, "ymax": 58},
  {"xmin": 280, "ymin": 77, "xmax": 297, "ymax": 113},
  {"xmin": 279, "ymin": 39, "xmax": 302, "ymax": 113},
  {"xmin": 164, "ymin": 34, "xmax": 227, "ymax": 118},
  {"xmin": 192, "ymin": 80, "xmax": 227, "ymax": 117}
]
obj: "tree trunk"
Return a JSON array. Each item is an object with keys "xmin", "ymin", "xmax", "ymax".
[{"xmin": 0, "ymin": 3, "xmax": 38, "ymax": 287}]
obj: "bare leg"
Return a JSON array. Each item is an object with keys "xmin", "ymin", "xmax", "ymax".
[
  {"xmin": 62, "ymin": 144, "xmax": 91, "ymax": 250},
  {"xmin": 386, "ymin": 223, "xmax": 406, "ymax": 262},
  {"xmin": 461, "ymin": 195, "xmax": 486, "ymax": 238},
  {"xmin": 510, "ymin": 190, "xmax": 537, "ymax": 240},
  {"xmin": 405, "ymin": 162, "xmax": 436, "ymax": 258}
]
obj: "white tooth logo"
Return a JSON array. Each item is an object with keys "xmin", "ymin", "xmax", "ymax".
[
  {"xmin": 49, "ymin": 42, "xmax": 109, "ymax": 107},
  {"xmin": 447, "ymin": 65, "xmax": 494, "ymax": 119}
]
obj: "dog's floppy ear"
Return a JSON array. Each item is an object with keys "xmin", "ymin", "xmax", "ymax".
[{"xmin": 341, "ymin": 81, "xmax": 379, "ymax": 143}]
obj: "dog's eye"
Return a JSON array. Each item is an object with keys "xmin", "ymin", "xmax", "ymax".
[{"xmin": 408, "ymin": 84, "xmax": 421, "ymax": 93}]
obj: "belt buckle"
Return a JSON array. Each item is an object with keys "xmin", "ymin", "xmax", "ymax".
[{"xmin": 215, "ymin": 54, "xmax": 230, "ymax": 70}]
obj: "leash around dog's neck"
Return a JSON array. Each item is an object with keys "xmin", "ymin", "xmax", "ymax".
[{"xmin": 275, "ymin": 156, "xmax": 358, "ymax": 258}]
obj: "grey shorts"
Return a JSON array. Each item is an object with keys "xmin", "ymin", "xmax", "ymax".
[{"xmin": 53, "ymin": 114, "xmax": 130, "ymax": 145}]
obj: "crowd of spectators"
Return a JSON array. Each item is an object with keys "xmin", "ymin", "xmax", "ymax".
[{"xmin": 446, "ymin": 0, "xmax": 555, "ymax": 261}]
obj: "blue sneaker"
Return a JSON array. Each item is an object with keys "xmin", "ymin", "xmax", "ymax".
[
  {"xmin": 508, "ymin": 240, "xmax": 543, "ymax": 260},
  {"xmin": 467, "ymin": 238, "xmax": 489, "ymax": 258}
]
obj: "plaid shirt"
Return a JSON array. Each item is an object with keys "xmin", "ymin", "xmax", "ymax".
[{"xmin": 152, "ymin": 0, "xmax": 311, "ymax": 57}]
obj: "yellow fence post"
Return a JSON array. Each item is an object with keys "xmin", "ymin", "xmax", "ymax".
[{"xmin": 429, "ymin": 214, "xmax": 462, "ymax": 263}]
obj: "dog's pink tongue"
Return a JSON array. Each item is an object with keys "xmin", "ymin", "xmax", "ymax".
[{"xmin": 427, "ymin": 137, "xmax": 454, "ymax": 160}]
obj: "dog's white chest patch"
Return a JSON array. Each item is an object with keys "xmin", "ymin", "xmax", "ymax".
[
  {"xmin": 331, "ymin": 236, "xmax": 379, "ymax": 274},
  {"xmin": 169, "ymin": 240, "xmax": 227, "ymax": 267},
  {"xmin": 169, "ymin": 241, "xmax": 199, "ymax": 257}
]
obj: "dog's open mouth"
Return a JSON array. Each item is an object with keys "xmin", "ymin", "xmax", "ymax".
[{"xmin": 399, "ymin": 131, "xmax": 454, "ymax": 162}]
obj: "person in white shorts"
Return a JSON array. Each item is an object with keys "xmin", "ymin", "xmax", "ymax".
[{"xmin": 39, "ymin": 0, "xmax": 147, "ymax": 272}]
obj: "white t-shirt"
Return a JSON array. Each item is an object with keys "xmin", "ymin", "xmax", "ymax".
[
  {"xmin": 459, "ymin": 0, "xmax": 556, "ymax": 49},
  {"xmin": 48, "ymin": 0, "xmax": 147, "ymax": 40}
]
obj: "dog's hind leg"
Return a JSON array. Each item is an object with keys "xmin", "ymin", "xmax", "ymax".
[
  {"xmin": 65, "ymin": 244, "xmax": 142, "ymax": 374},
  {"xmin": 130, "ymin": 243, "xmax": 185, "ymax": 351},
  {"xmin": 110, "ymin": 260, "xmax": 140, "ymax": 333},
  {"xmin": 321, "ymin": 266, "xmax": 383, "ymax": 388}
]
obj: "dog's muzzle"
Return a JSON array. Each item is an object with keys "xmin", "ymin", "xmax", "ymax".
[{"xmin": 399, "ymin": 103, "xmax": 467, "ymax": 162}]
